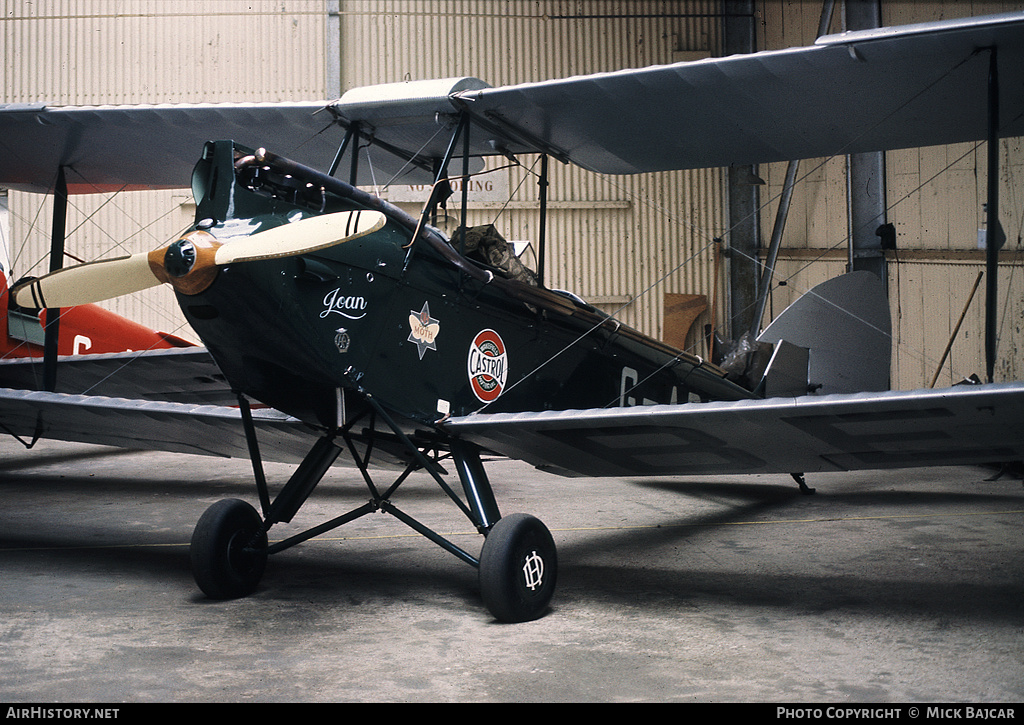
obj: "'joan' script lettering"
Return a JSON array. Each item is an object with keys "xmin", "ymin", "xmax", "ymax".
[{"xmin": 320, "ymin": 288, "xmax": 368, "ymax": 320}]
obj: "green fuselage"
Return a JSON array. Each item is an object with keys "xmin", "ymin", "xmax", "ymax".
[{"xmin": 178, "ymin": 142, "xmax": 752, "ymax": 436}]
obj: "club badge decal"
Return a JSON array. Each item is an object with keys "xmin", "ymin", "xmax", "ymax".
[
  {"xmin": 467, "ymin": 329, "xmax": 508, "ymax": 403},
  {"xmin": 334, "ymin": 328, "xmax": 350, "ymax": 353},
  {"xmin": 408, "ymin": 301, "xmax": 440, "ymax": 359}
]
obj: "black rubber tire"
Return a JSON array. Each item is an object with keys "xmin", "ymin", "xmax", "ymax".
[
  {"xmin": 479, "ymin": 513, "xmax": 557, "ymax": 623},
  {"xmin": 190, "ymin": 499, "xmax": 268, "ymax": 600}
]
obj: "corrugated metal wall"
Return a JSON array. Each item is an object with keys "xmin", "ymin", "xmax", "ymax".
[
  {"xmin": 2, "ymin": 0, "xmax": 329, "ymax": 341},
  {"xmin": 338, "ymin": 0, "xmax": 727, "ymax": 353}
]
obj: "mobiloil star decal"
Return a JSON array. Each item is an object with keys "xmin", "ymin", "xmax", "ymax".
[
  {"xmin": 408, "ymin": 302, "xmax": 440, "ymax": 359},
  {"xmin": 467, "ymin": 329, "xmax": 508, "ymax": 403}
]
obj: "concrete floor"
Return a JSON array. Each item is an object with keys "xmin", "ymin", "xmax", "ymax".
[{"xmin": 0, "ymin": 435, "xmax": 1022, "ymax": 703}]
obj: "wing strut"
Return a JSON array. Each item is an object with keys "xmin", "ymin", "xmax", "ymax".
[
  {"xmin": 537, "ymin": 153, "xmax": 549, "ymax": 287},
  {"xmin": 748, "ymin": 0, "xmax": 837, "ymax": 338},
  {"xmin": 985, "ymin": 46, "xmax": 1004, "ymax": 382},
  {"xmin": 750, "ymin": 158, "xmax": 799, "ymax": 337},
  {"xmin": 42, "ymin": 166, "xmax": 68, "ymax": 392},
  {"xmin": 327, "ymin": 123, "xmax": 356, "ymax": 181}
]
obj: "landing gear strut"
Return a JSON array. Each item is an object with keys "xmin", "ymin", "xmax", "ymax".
[
  {"xmin": 188, "ymin": 394, "xmax": 556, "ymax": 622},
  {"xmin": 791, "ymin": 472, "xmax": 816, "ymax": 495}
]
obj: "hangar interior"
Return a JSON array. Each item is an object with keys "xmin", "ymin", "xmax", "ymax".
[{"xmin": 2, "ymin": 0, "xmax": 1022, "ymax": 391}]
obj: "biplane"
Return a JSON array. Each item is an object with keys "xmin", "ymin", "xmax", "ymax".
[{"xmin": 1, "ymin": 11, "xmax": 1024, "ymax": 622}]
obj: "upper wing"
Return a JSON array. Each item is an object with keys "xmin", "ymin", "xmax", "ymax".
[
  {"xmin": 445, "ymin": 383, "xmax": 1024, "ymax": 477},
  {"xmin": 0, "ymin": 102, "xmax": 355, "ymax": 194},
  {"xmin": 450, "ymin": 12, "xmax": 1024, "ymax": 174},
  {"xmin": 3, "ymin": 13, "xmax": 1023, "ymax": 194}
]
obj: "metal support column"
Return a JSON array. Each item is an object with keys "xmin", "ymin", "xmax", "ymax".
[
  {"xmin": 845, "ymin": 0, "xmax": 888, "ymax": 287},
  {"xmin": 723, "ymin": 0, "xmax": 760, "ymax": 339},
  {"xmin": 325, "ymin": 0, "xmax": 341, "ymax": 101},
  {"xmin": 985, "ymin": 47, "xmax": 1004, "ymax": 382}
]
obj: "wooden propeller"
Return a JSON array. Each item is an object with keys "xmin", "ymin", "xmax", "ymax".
[{"xmin": 11, "ymin": 209, "xmax": 386, "ymax": 308}]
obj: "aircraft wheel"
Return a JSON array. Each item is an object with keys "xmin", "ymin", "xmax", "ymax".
[
  {"xmin": 190, "ymin": 498, "xmax": 268, "ymax": 600},
  {"xmin": 479, "ymin": 513, "xmax": 557, "ymax": 623}
]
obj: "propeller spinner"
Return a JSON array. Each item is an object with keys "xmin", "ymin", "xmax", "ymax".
[{"xmin": 11, "ymin": 209, "xmax": 387, "ymax": 309}]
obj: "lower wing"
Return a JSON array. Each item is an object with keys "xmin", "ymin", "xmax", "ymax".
[{"xmin": 446, "ymin": 383, "xmax": 1024, "ymax": 477}]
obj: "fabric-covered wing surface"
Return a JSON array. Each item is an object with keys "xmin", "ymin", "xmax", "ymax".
[
  {"xmin": 0, "ymin": 101, "xmax": 439, "ymax": 194},
  {"xmin": 0, "ymin": 347, "xmax": 233, "ymax": 404},
  {"xmin": 3, "ymin": 13, "xmax": 1023, "ymax": 196},
  {"xmin": 446, "ymin": 383, "xmax": 1024, "ymax": 477},
  {"xmin": 0, "ymin": 387, "xmax": 316, "ymax": 463},
  {"xmin": 0, "ymin": 347, "xmax": 315, "ymax": 463},
  {"xmin": 453, "ymin": 12, "xmax": 1024, "ymax": 174}
]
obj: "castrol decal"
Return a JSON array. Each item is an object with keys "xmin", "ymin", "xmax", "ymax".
[{"xmin": 467, "ymin": 329, "xmax": 508, "ymax": 403}]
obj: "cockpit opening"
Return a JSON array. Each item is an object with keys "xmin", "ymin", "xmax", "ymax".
[{"xmin": 451, "ymin": 224, "xmax": 538, "ymax": 286}]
